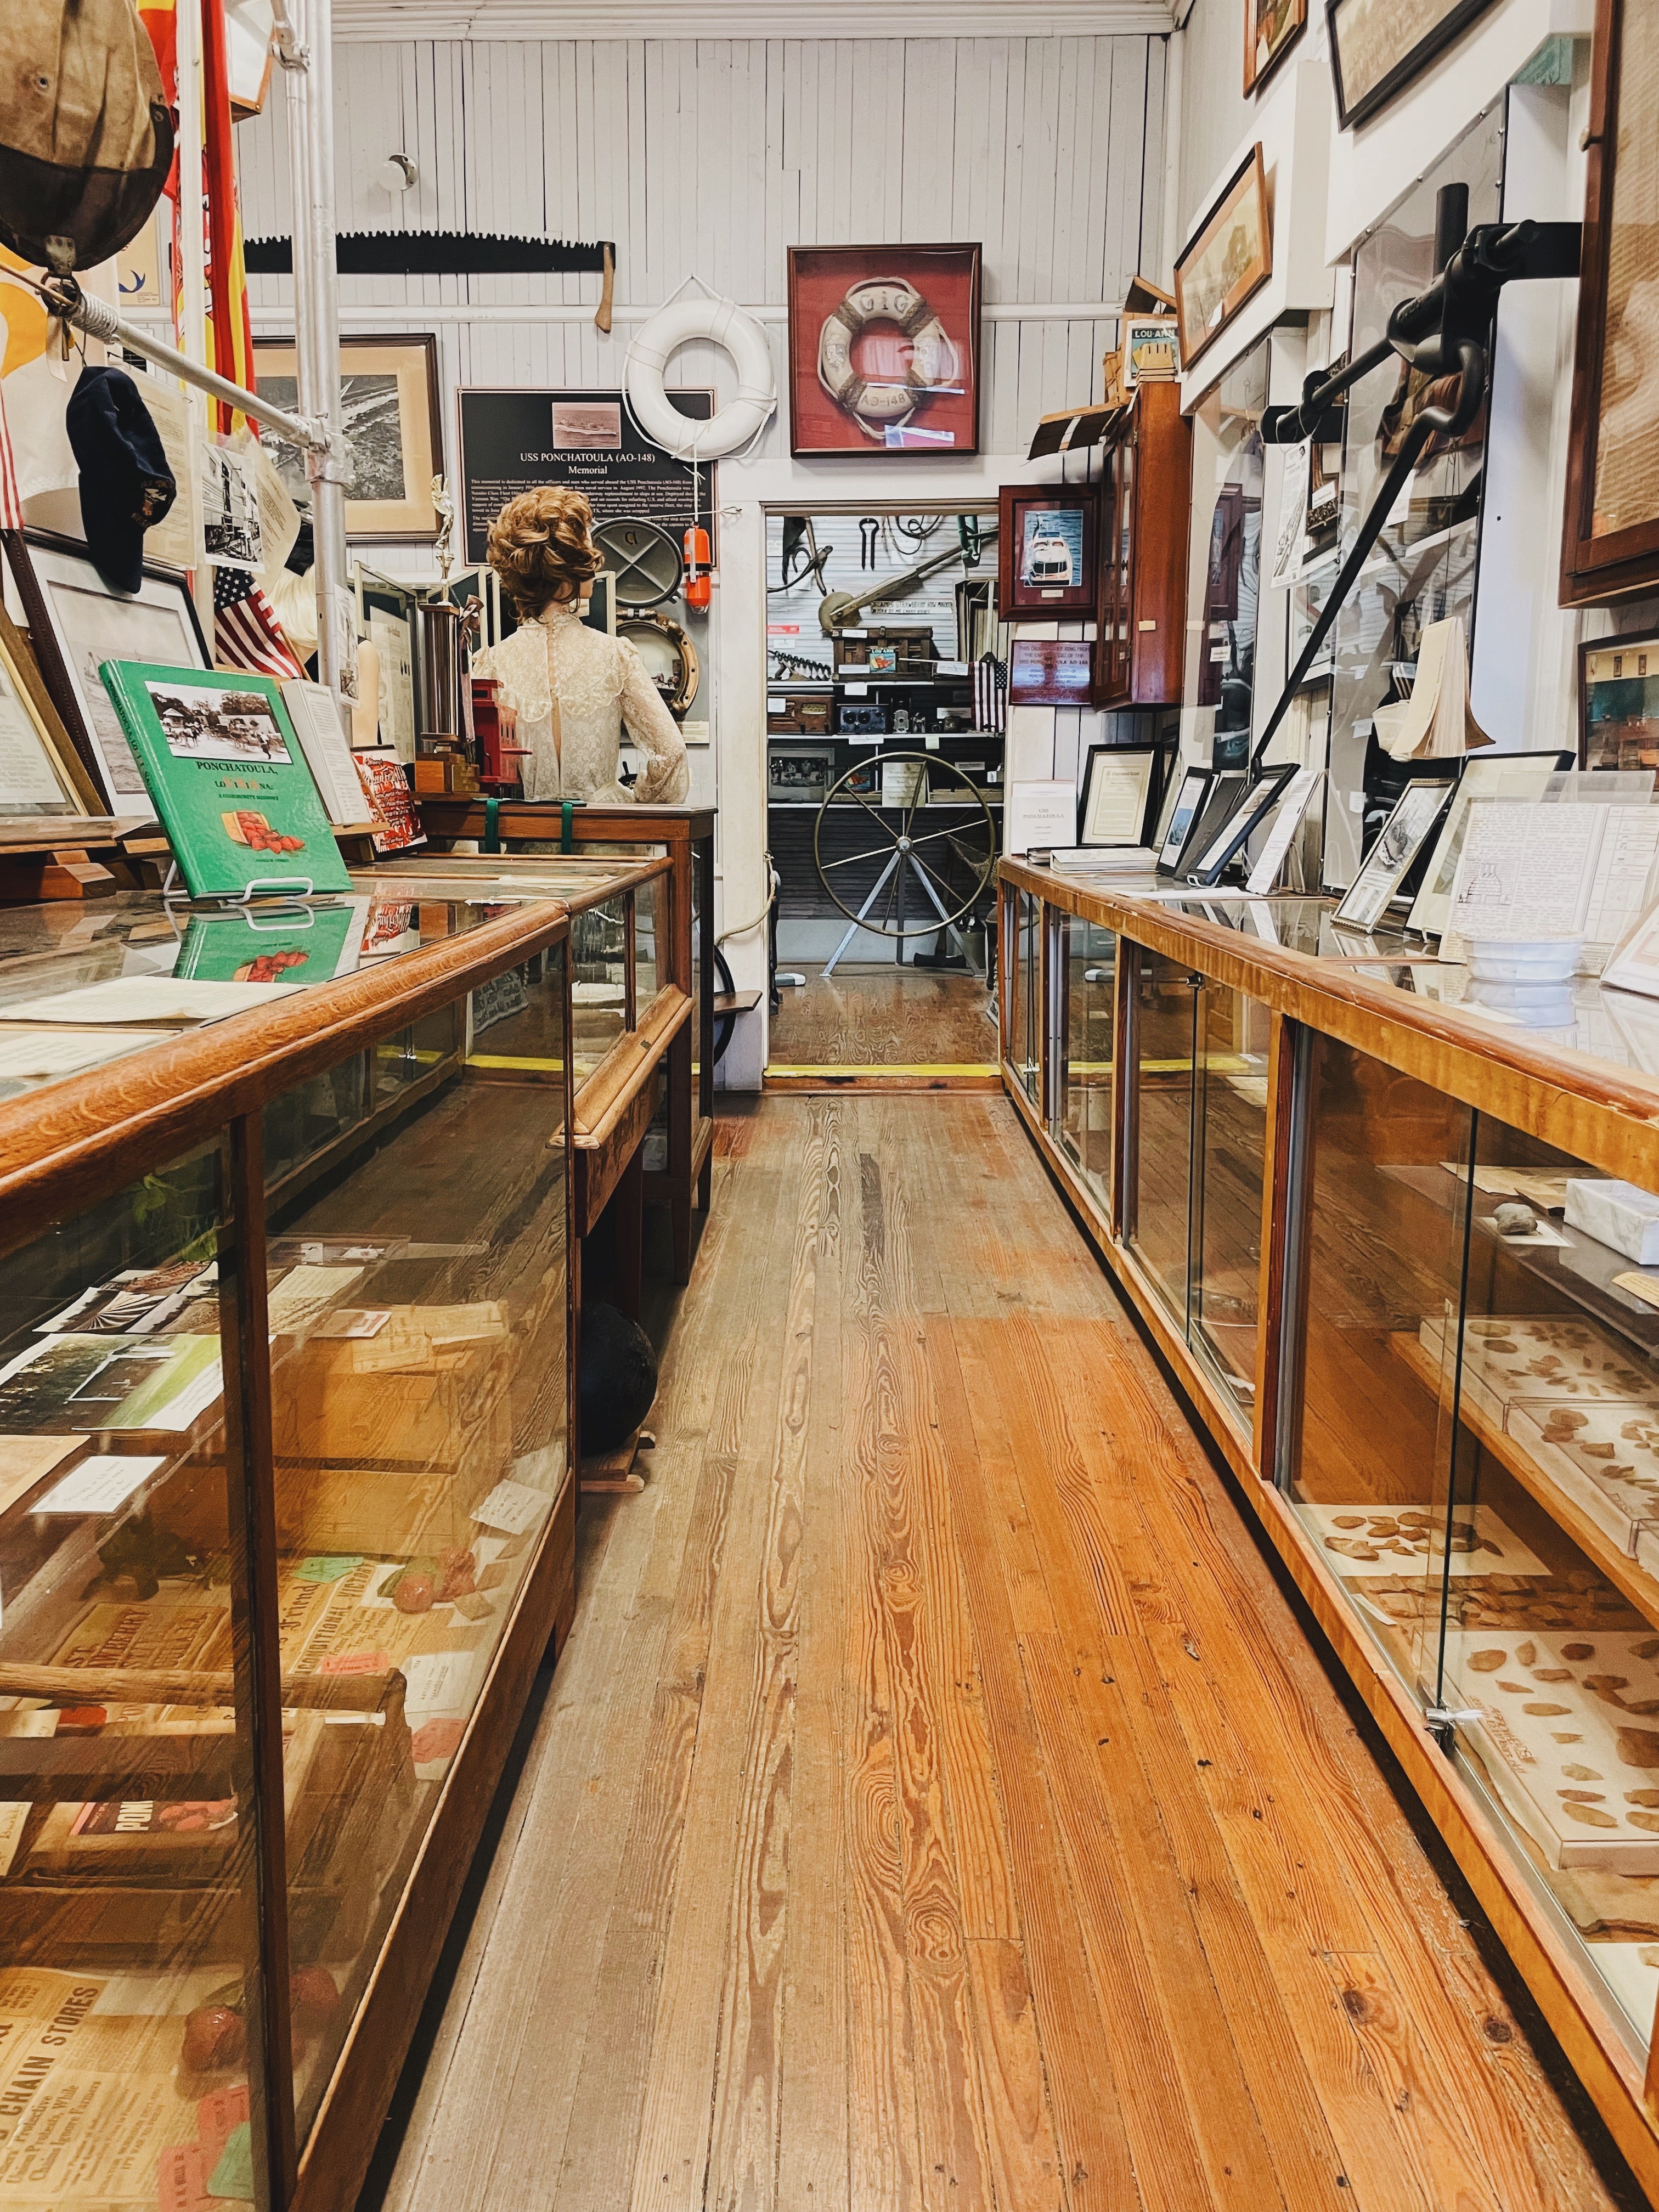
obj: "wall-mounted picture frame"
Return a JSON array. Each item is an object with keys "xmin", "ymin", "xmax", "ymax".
[
  {"xmin": 1079, "ymin": 741, "xmax": 1162, "ymax": 847},
  {"xmin": 1008, "ymin": 637, "xmax": 1097, "ymax": 706},
  {"xmin": 1328, "ymin": 0, "xmax": 1498, "ymax": 130},
  {"xmin": 1581, "ymin": 630, "xmax": 1659, "ymax": 769},
  {"xmin": 0, "ymin": 604, "xmax": 106, "ymax": 817},
  {"xmin": 787, "ymin": 244, "xmax": 982, "ymax": 458},
  {"xmin": 1155, "ymin": 765, "xmax": 1218, "ymax": 876},
  {"xmin": 252, "ymin": 334, "xmax": 443, "ymax": 540},
  {"xmin": 997, "ymin": 484, "xmax": 1101, "ymax": 620},
  {"xmin": 1245, "ymin": 0, "xmax": 1307, "ymax": 95},
  {"xmin": 1561, "ymin": 0, "xmax": 1659, "ymax": 607},
  {"xmin": 3, "ymin": 531, "xmax": 211, "ymax": 811},
  {"xmin": 1174, "ymin": 149, "xmax": 1272, "ymax": 371},
  {"xmin": 1184, "ymin": 760, "xmax": 1296, "ymax": 885}
]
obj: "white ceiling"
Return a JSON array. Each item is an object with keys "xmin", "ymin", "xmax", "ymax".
[{"xmin": 332, "ymin": 2, "xmax": 1176, "ymax": 38}]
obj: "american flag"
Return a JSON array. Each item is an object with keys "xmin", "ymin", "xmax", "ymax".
[{"xmin": 213, "ymin": 566, "xmax": 306, "ymax": 680}]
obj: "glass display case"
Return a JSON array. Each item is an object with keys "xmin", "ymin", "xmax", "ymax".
[
  {"xmin": 411, "ymin": 805, "xmax": 715, "ymax": 1279},
  {"xmin": 1183, "ymin": 338, "xmax": 1270, "ymax": 772},
  {"xmin": 0, "ymin": 882, "xmax": 573, "ymax": 2212},
  {"xmin": 997, "ymin": 857, "xmax": 1659, "ymax": 2195}
]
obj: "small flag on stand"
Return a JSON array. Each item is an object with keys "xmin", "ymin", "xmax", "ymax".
[{"xmin": 214, "ymin": 567, "xmax": 307, "ymax": 680}]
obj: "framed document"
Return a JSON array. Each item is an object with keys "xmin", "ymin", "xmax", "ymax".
[
  {"xmin": 1078, "ymin": 742, "xmax": 1161, "ymax": 847},
  {"xmin": 1334, "ymin": 775, "xmax": 1456, "ymax": 930},
  {"xmin": 0, "ymin": 606, "xmax": 104, "ymax": 817},
  {"xmin": 1403, "ymin": 749, "xmax": 1574, "ymax": 939},
  {"xmin": 1184, "ymin": 760, "xmax": 1297, "ymax": 885}
]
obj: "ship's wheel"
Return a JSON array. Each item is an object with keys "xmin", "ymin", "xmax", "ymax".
[{"xmin": 811, "ymin": 752, "xmax": 997, "ymax": 974}]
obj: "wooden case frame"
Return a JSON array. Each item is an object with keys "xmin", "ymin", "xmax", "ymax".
[
  {"xmin": 1560, "ymin": 0, "xmax": 1659, "ymax": 607},
  {"xmin": 997, "ymin": 482, "xmax": 1102, "ymax": 621}
]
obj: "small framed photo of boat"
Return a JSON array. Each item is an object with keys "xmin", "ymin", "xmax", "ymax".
[
  {"xmin": 787, "ymin": 244, "xmax": 982, "ymax": 458},
  {"xmin": 1174, "ymin": 148, "xmax": 1272, "ymax": 371},
  {"xmin": 997, "ymin": 484, "xmax": 1101, "ymax": 620}
]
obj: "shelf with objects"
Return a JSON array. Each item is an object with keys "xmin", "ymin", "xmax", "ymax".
[
  {"xmin": 763, "ymin": 509, "xmax": 1006, "ymax": 1077},
  {"xmin": 0, "ymin": 877, "xmax": 574, "ymax": 2212},
  {"xmin": 996, "ymin": 855, "xmax": 1659, "ymax": 2196},
  {"xmin": 415, "ymin": 802, "xmax": 715, "ymax": 1283},
  {"xmin": 351, "ymin": 850, "xmax": 686, "ymax": 1312}
]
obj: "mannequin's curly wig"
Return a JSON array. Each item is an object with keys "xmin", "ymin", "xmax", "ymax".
[{"xmin": 486, "ymin": 486, "xmax": 602, "ymax": 617}]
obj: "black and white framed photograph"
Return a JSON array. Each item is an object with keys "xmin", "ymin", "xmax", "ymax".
[
  {"xmin": 1185, "ymin": 761, "xmax": 1297, "ymax": 885},
  {"xmin": 4, "ymin": 533, "xmax": 210, "ymax": 811},
  {"xmin": 1078, "ymin": 742, "xmax": 1161, "ymax": 847},
  {"xmin": 1328, "ymin": 0, "xmax": 1498, "ymax": 129},
  {"xmin": 1334, "ymin": 773, "xmax": 1457, "ymax": 930},
  {"xmin": 767, "ymin": 748, "xmax": 834, "ymax": 804},
  {"xmin": 253, "ymin": 335, "xmax": 443, "ymax": 540},
  {"xmin": 1155, "ymin": 765, "xmax": 1216, "ymax": 876},
  {"xmin": 200, "ymin": 439, "xmax": 262, "ymax": 568}
]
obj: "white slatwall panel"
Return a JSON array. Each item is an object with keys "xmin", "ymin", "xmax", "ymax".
[{"xmin": 241, "ymin": 33, "xmax": 1163, "ymax": 462}]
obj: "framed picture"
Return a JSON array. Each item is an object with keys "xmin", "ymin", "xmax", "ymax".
[
  {"xmin": 0, "ymin": 605, "xmax": 105, "ymax": 817},
  {"xmin": 1008, "ymin": 638, "xmax": 1097, "ymax": 706},
  {"xmin": 1173, "ymin": 148, "xmax": 1272, "ymax": 371},
  {"xmin": 1334, "ymin": 775, "xmax": 1457, "ymax": 930},
  {"xmin": 1171, "ymin": 770, "xmax": 1248, "ymax": 880},
  {"xmin": 1245, "ymin": 0, "xmax": 1307, "ymax": 94},
  {"xmin": 997, "ymin": 484, "xmax": 1101, "ymax": 620},
  {"xmin": 252, "ymin": 335, "xmax": 443, "ymax": 540},
  {"xmin": 1079, "ymin": 742, "xmax": 1161, "ymax": 847},
  {"xmin": 1581, "ymin": 631, "xmax": 1659, "ymax": 769},
  {"xmin": 787, "ymin": 244, "xmax": 982, "ymax": 458},
  {"xmin": 1184, "ymin": 760, "xmax": 1297, "ymax": 885},
  {"xmin": 1403, "ymin": 748, "xmax": 1573, "ymax": 939},
  {"xmin": 1155, "ymin": 766, "xmax": 1215, "ymax": 876},
  {"xmin": 4, "ymin": 532, "xmax": 210, "ymax": 811},
  {"xmin": 1328, "ymin": 0, "xmax": 1498, "ymax": 129},
  {"xmin": 767, "ymin": 748, "xmax": 834, "ymax": 804},
  {"xmin": 1561, "ymin": 0, "xmax": 1659, "ymax": 606},
  {"xmin": 354, "ymin": 566, "xmax": 419, "ymax": 764}
]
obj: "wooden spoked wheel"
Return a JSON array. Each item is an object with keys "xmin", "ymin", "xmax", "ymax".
[{"xmin": 812, "ymin": 751, "xmax": 997, "ymax": 940}]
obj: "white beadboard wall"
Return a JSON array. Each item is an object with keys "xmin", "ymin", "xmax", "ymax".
[
  {"xmin": 238, "ymin": 35, "xmax": 1167, "ymax": 462},
  {"xmin": 237, "ymin": 35, "xmax": 1167, "ymax": 1083}
]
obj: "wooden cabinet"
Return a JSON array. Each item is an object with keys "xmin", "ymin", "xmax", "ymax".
[{"xmin": 1094, "ymin": 382, "xmax": 1193, "ymax": 707}]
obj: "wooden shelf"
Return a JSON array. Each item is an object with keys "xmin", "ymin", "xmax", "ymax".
[{"xmin": 1389, "ymin": 1330, "xmax": 1659, "ymax": 1634}]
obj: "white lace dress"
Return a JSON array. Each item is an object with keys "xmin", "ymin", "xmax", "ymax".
[{"xmin": 471, "ymin": 602, "xmax": 690, "ymax": 804}]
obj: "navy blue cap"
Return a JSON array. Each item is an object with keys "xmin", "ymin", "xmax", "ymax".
[{"xmin": 66, "ymin": 365, "xmax": 177, "ymax": 595}]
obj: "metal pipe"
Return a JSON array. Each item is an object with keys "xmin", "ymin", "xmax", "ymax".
[{"xmin": 41, "ymin": 281, "xmax": 321, "ymax": 448}]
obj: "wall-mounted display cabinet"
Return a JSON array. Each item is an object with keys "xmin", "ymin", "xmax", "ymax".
[
  {"xmin": 1000, "ymin": 860, "xmax": 1659, "ymax": 2198},
  {"xmin": 0, "ymin": 881, "xmax": 576, "ymax": 2212},
  {"xmin": 416, "ymin": 804, "xmax": 714, "ymax": 1280},
  {"xmin": 1096, "ymin": 381, "xmax": 1193, "ymax": 708}
]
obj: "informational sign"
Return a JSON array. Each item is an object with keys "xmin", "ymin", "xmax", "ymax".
[{"xmin": 458, "ymin": 387, "xmax": 714, "ymax": 565}]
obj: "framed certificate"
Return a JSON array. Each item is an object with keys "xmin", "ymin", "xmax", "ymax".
[{"xmin": 1078, "ymin": 742, "xmax": 1161, "ymax": 847}]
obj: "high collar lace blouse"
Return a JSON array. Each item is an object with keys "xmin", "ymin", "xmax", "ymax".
[{"xmin": 471, "ymin": 601, "xmax": 690, "ymax": 805}]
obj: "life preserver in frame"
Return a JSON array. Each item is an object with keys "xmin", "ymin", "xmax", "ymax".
[
  {"xmin": 619, "ymin": 611, "xmax": 700, "ymax": 720},
  {"xmin": 625, "ymin": 290, "xmax": 777, "ymax": 459},
  {"xmin": 817, "ymin": 279, "xmax": 960, "ymax": 442}
]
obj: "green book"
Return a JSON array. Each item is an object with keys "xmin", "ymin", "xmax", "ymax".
[
  {"xmin": 176, "ymin": 899, "xmax": 365, "ymax": 985},
  {"xmin": 98, "ymin": 662, "xmax": 351, "ymax": 898}
]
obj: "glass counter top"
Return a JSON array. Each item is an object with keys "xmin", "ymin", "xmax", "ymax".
[
  {"xmin": 351, "ymin": 856, "xmax": 659, "ymax": 910},
  {"xmin": 0, "ymin": 887, "xmax": 563, "ymax": 1105}
]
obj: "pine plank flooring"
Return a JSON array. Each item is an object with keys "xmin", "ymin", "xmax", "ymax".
[
  {"xmin": 766, "ymin": 965, "xmax": 998, "ymax": 1067},
  {"xmin": 374, "ymin": 1094, "xmax": 1636, "ymax": 2212}
]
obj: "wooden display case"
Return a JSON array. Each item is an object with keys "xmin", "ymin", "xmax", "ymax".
[
  {"xmin": 415, "ymin": 804, "xmax": 715, "ymax": 1282},
  {"xmin": 998, "ymin": 859, "xmax": 1659, "ymax": 2199},
  {"xmin": 0, "ymin": 882, "xmax": 575, "ymax": 2212},
  {"xmin": 1095, "ymin": 382, "xmax": 1193, "ymax": 707}
]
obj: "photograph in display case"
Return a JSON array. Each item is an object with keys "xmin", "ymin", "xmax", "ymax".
[
  {"xmin": 768, "ymin": 748, "xmax": 834, "ymax": 804},
  {"xmin": 1564, "ymin": 0, "xmax": 1659, "ymax": 603},
  {"xmin": 787, "ymin": 244, "xmax": 981, "ymax": 457},
  {"xmin": 1334, "ymin": 775, "xmax": 1456, "ymax": 930},
  {"xmin": 0, "ymin": 606, "xmax": 105, "ymax": 817},
  {"xmin": 997, "ymin": 484, "xmax": 1101, "ymax": 619},
  {"xmin": 1183, "ymin": 760, "xmax": 1296, "ymax": 885},
  {"xmin": 1078, "ymin": 742, "xmax": 1161, "ymax": 847},
  {"xmin": 1581, "ymin": 631, "xmax": 1659, "ymax": 770},
  {"xmin": 1244, "ymin": 0, "xmax": 1306, "ymax": 94},
  {"xmin": 4, "ymin": 533, "xmax": 212, "ymax": 811},
  {"xmin": 1328, "ymin": 0, "xmax": 1498, "ymax": 128},
  {"xmin": 1155, "ymin": 765, "xmax": 1216, "ymax": 875},
  {"xmin": 1173, "ymin": 149, "xmax": 1271, "ymax": 370},
  {"xmin": 253, "ymin": 334, "xmax": 444, "ymax": 539}
]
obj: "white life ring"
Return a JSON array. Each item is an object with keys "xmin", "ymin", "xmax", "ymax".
[
  {"xmin": 818, "ymin": 279, "xmax": 958, "ymax": 442},
  {"xmin": 625, "ymin": 291, "xmax": 776, "ymax": 459}
]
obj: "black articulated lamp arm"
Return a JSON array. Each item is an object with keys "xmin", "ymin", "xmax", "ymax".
[{"xmin": 1248, "ymin": 216, "xmax": 1581, "ymax": 775}]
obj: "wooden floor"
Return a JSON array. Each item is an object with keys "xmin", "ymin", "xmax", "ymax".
[
  {"xmin": 375, "ymin": 1095, "xmax": 1637, "ymax": 2212},
  {"xmin": 768, "ymin": 963, "xmax": 997, "ymax": 1068}
]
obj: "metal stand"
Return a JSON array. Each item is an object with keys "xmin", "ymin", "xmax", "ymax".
[{"xmin": 161, "ymin": 865, "xmax": 317, "ymax": 907}]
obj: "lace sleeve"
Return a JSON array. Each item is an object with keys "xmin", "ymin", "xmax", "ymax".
[{"xmin": 618, "ymin": 641, "xmax": 690, "ymax": 804}]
